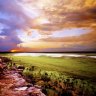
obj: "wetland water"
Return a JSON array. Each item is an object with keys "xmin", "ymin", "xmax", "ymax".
[{"xmin": 12, "ymin": 53, "xmax": 96, "ymax": 58}]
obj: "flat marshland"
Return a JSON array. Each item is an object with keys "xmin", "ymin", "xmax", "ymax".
[{"xmin": 6, "ymin": 53, "xmax": 96, "ymax": 81}]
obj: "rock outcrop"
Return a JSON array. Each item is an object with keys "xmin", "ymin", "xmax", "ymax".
[{"xmin": 0, "ymin": 57, "xmax": 46, "ymax": 96}]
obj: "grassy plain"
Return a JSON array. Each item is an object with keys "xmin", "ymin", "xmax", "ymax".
[{"xmin": 10, "ymin": 56, "xmax": 96, "ymax": 81}]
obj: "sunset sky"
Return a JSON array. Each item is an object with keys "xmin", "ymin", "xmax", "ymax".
[{"xmin": 0, "ymin": 0, "xmax": 96, "ymax": 52}]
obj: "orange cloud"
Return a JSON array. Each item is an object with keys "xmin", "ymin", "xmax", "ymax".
[{"xmin": 1, "ymin": 0, "xmax": 96, "ymax": 52}]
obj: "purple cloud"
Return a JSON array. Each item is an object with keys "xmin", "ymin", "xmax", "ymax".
[{"xmin": 0, "ymin": 0, "xmax": 28, "ymax": 51}]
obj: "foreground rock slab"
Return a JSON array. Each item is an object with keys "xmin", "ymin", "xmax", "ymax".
[{"xmin": 0, "ymin": 70, "xmax": 45, "ymax": 96}]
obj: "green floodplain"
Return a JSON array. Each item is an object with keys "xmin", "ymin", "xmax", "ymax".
[
  {"xmin": 1, "ymin": 53, "xmax": 96, "ymax": 81},
  {"xmin": 12, "ymin": 56, "xmax": 96, "ymax": 79}
]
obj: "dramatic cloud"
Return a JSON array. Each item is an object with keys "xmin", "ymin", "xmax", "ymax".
[
  {"xmin": 0, "ymin": 0, "xmax": 28, "ymax": 51},
  {"xmin": 0, "ymin": 0, "xmax": 96, "ymax": 52}
]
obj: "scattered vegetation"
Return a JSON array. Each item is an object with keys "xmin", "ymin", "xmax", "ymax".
[{"xmin": 11, "ymin": 56, "xmax": 96, "ymax": 80}]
